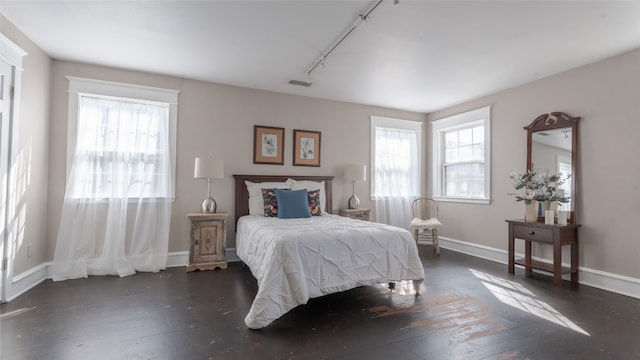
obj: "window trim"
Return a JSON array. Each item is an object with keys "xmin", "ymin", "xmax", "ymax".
[
  {"xmin": 370, "ymin": 115, "xmax": 422, "ymax": 198},
  {"xmin": 431, "ymin": 106, "xmax": 491, "ymax": 204},
  {"xmin": 66, "ymin": 76, "xmax": 179, "ymax": 199}
]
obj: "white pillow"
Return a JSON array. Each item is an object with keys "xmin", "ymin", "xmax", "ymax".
[
  {"xmin": 245, "ymin": 180, "xmax": 292, "ymax": 216},
  {"xmin": 288, "ymin": 179, "xmax": 326, "ymax": 213}
]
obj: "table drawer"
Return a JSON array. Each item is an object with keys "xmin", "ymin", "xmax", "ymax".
[{"xmin": 513, "ymin": 224, "xmax": 553, "ymax": 242}]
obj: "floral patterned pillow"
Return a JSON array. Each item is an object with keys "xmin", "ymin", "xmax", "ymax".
[
  {"xmin": 262, "ymin": 188, "xmax": 281, "ymax": 217},
  {"xmin": 308, "ymin": 189, "xmax": 321, "ymax": 216}
]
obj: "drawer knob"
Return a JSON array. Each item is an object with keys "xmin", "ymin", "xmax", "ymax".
[{"xmin": 528, "ymin": 231, "xmax": 535, "ymax": 235}]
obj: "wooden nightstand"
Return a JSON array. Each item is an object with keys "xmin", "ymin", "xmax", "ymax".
[
  {"xmin": 339, "ymin": 208, "xmax": 371, "ymax": 221},
  {"xmin": 187, "ymin": 213, "xmax": 228, "ymax": 272}
]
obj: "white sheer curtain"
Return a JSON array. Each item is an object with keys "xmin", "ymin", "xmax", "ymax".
[
  {"xmin": 373, "ymin": 197, "xmax": 414, "ymax": 229},
  {"xmin": 371, "ymin": 120, "xmax": 421, "ymax": 229},
  {"xmin": 52, "ymin": 95, "xmax": 172, "ymax": 281}
]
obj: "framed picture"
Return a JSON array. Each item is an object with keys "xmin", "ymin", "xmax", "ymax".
[
  {"xmin": 254, "ymin": 125, "xmax": 285, "ymax": 165},
  {"xmin": 293, "ymin": 129, "xmax": 321, "ymax": 167}
]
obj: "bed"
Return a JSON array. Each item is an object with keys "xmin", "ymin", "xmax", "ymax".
[{"xmin": 233, "ymin": 174, "xmax": 425, "ymax": 329}]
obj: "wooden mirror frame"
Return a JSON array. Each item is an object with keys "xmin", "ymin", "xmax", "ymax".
[{"xmin": 525, "ymin": 112, "xmax": 580, "ymax": 223}]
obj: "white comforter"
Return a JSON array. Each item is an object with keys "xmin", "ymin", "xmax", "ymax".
[{"xmin": 236, "ymin": 214, "xmax": 425, "ymax": 329}]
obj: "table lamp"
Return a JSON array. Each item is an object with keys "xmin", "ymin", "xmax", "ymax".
[
  {"xmin": 194, "ymin": 157, "xmax": 224, "ymax": 213},
  {"xmin": 344, "ymin": 164, "xmax": 366, "ymax": 209}
]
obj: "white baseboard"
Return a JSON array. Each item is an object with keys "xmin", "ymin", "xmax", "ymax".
[
  {"xmin": 6, "ymin": 262, "xmax": 49, "ymax": 302},
  {"xmin": 438, "ymin": 236, "xmax": 640, "ymax": 300},
  {"xmin": 226, "ymin": 248, "xmax": 240, "ymax": 263},
  {"xmin": 435, "ymin": 237, "xmax": 507, "ymax": 264},
  {"xmin": 578, "ymin": 267, "xmax": 640, "ymax": 300},
  {"xmin": 166, "ymin": 248, "xmax": 240, "ymax": 268},
  {"xmin": 166, "ymin": 251, "xmax": 189, "ymax": 267},
  {"xmin": 6, "ymin": 248, "xmax": 242, "ymax": 303}
]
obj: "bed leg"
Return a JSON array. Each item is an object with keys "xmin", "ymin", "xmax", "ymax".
[{"xmin": 413, "ymin": 280, "xmax": 421, "ymax": 296}]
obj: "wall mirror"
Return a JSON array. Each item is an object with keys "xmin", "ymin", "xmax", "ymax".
[{"xmin": 525, "ymin": 112, "xmax": 580, "ymax": 222}]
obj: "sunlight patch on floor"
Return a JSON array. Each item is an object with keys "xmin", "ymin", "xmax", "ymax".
[
  {"xmin": 470, "ymin": 269, "xmax": 589, "ymax": 336},
  {"xmin": 0, "ymin": 306, "xmax": 37, "ymax": 319}
]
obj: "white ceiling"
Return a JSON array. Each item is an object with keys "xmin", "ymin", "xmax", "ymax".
[
  {"xmin": 533, "ymin": 128, "xmax": 572, "ymax": 152},
  {"xmin": 2, "ymin": 0, "xmax": 640, "ymax": 113}
]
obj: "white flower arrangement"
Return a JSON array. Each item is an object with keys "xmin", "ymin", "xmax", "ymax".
[{"xmin": 508, "ymin": 169, "xmax": 570, "ymax": 205}]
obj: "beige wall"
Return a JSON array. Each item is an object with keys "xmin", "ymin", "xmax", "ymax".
[
  {"xmin": 428, "ymin": 48, "xmax": 640, "ymax": 279},
  {"xmin": 47, "ymin": 60, "xmax": 426, "ymax": 258},
  {"xmin": 0, "ymin": 15, "xmax": 52, "ymax": 275}
]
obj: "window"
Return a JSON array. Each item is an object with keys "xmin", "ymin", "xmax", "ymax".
[
  {"xmin": 557, "ymin": 155, "xmax": 572, "ymax": 211},
  {"xmin": 370, "ymin": 116, "xmax": 421, "ymax": 198},
  {"xmin": 432, "ymin": 106, "xmax": 491, "ymax": 203},
  {"xmin": 67, "ymin": 77, "xmax": 178, "ymax": 199}
]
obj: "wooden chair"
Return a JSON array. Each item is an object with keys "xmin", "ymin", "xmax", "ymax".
[{"xmin": 410, "ymin": 197, "xmax": 443, "ymax": 255}]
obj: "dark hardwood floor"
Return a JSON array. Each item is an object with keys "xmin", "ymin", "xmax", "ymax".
[{"xmin": 2, "ymin": 247, "xmax": 639, "ymax": 360}]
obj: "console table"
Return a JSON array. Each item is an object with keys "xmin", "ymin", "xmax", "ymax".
[{"xmin": 506, "ymin": 219, "xmax": 580, "ymax": 286}]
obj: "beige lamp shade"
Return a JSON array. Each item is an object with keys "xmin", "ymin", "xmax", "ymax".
[
  {"xmin": 344, "ymin": 164, "xmax": 366, "ymax": 182},
  {"xmin": 194, "ymin": 157, "xmax": 224, "ymax": 179}
]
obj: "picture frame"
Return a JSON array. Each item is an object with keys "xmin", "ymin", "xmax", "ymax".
[
  {"xmin": 293, "ymin": 129, "xmax": 321, "ymax": 167},
  {"xmin": 253, "ymin": 125, "xmax": 285, "ymax": 165}
]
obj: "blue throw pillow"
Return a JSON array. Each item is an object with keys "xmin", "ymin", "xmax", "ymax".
[{"xmin": 275, "ymin": 188, "xmax": 312, "ymax": 219}]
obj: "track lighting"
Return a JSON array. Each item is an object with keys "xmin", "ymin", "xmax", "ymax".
[{"xmin": 289, "ymin": 0, "xmax": 386, "ymax": 87}]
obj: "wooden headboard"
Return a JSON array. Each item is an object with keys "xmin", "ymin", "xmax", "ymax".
[{"xmin": 232, "ymin": 174, "xmax": 335, "ymax": 225}]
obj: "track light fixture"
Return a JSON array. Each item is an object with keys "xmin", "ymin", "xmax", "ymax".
[{"xmin": 289, "ymin": 0, "xmax": 386, "ymax": 87}]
